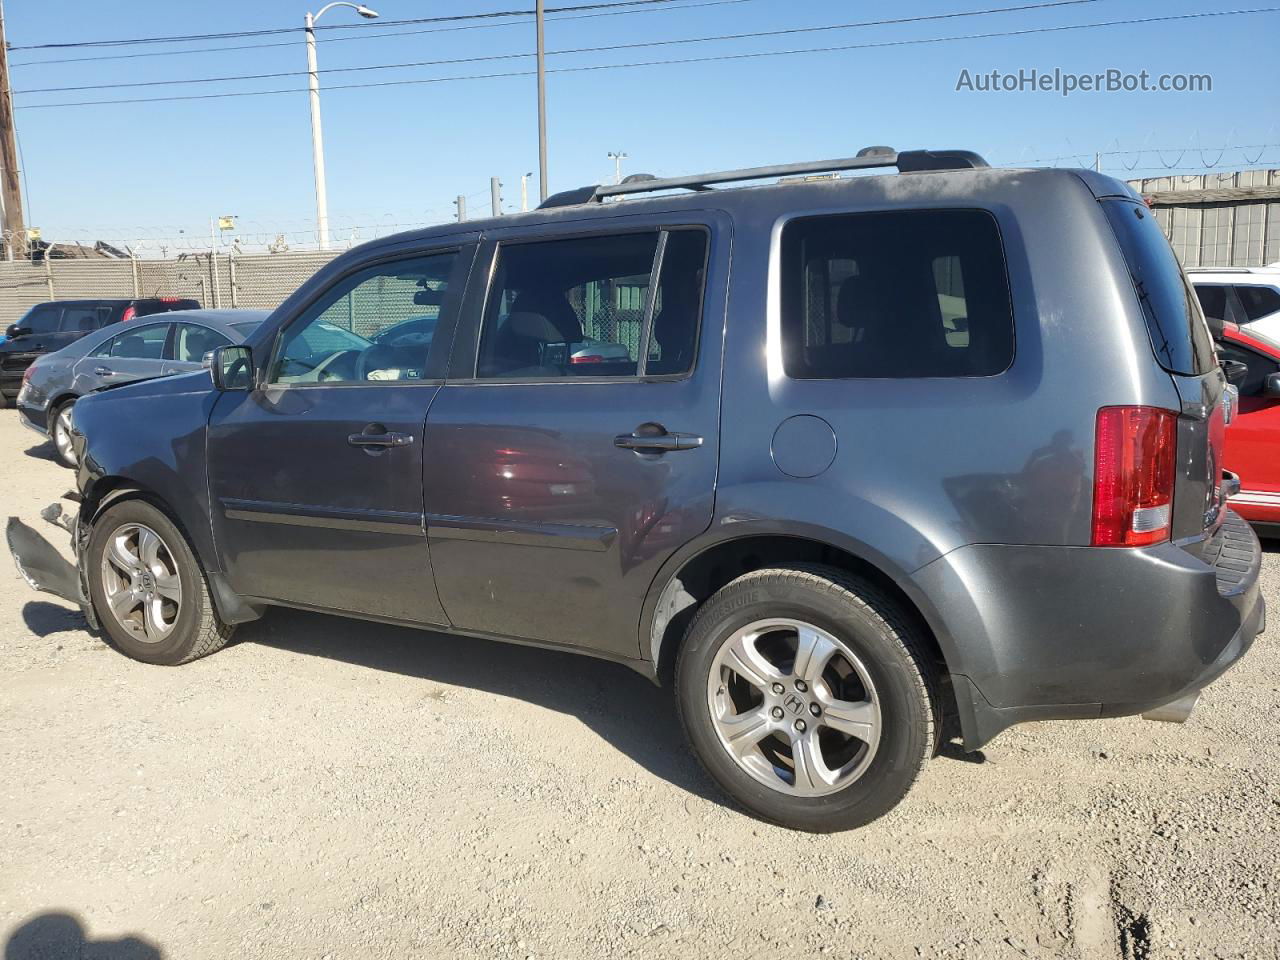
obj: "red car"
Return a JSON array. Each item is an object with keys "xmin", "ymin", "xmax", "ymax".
[{"xmin": 1217, "ymin": 321, "xmax": 1280, "ymax": 537}]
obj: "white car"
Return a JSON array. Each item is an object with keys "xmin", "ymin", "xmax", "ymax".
[{"xmin": 1188, "ymin": 264, "xmax": 1280, "ymax": 341}]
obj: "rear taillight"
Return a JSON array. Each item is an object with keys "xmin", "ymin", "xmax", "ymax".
[
  {"xmin": 1091, "ymin": 406, "xmax": 1177, "ymax": 547},
  {"xmin": 569, "ymin": 355, "xmax": 605, "ymax": 364},
  {"xmin": 120, "ymin": 305, "xmax": 136, "ymax": 323},
  {"xmin": 22, "ymin": 365, "xmax": 35, "ymax": 383}
]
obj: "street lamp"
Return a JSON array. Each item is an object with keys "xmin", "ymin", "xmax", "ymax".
[{"xmin": 305, "ymin": 2, "xmax": 379, "ymax": 250}]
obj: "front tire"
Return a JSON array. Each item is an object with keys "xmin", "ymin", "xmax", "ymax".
[
  {"xmin": 86, "ymin": 499, "xmax": 234, "ymax": 665},
  {"xmin": 50, "ymin": 399, "xmax": 77, "ymax": 468},
  {"xmin": 676, "ymin": 564, "xmax": 938, "ymax": 832}
]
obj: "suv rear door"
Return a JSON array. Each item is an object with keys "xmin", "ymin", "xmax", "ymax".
[{"xmin": 421, "ymin": 214, "xmax": 728, "ymax": 660}]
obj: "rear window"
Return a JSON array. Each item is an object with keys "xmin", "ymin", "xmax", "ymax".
[
  {"xmin": 1236, "ymin": 284, "xmax": 1280, "ymax": 321},
  {"xmin": 780, "ymin": 209, "xmax": 1014, "ymax": 379},
  {"xmin": 1101, "ymin": 199, "xmax": 1216, "ymax": 376}
]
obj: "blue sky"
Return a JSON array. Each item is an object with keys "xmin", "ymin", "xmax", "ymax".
[{"xmin": 7, "ymin": 0, "xmax": 1280, "ymax": 252}]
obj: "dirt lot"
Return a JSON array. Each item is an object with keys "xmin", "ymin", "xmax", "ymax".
[{"xmin": 1, "ymin": 410, "xmax": 1277, "ymax": 960}]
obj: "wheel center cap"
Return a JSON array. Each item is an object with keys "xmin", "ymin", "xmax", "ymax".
[
  {"xmin": 783, "ymin": 692, "xmax": 806, "ymax": 716},
  {"xmin": 138, "ymin": 571, "xmax": 155, "ymax": 592}
]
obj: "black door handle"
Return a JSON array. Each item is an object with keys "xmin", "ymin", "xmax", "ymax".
[
  {"xmin": 348, "ymin": 431, "xmax": 414, "ymax": 448},
  {"xmin": 615, "ymin": 430, "xmax": 703, "ymax": 452}
]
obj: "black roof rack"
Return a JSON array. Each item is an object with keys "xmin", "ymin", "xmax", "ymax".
[{"xmin": 538, "ymin": 147, "xmax": 988, "ymax": 210}]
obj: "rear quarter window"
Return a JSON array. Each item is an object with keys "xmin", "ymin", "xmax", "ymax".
[
  {"xmin": 1100, "ymin": 199, "xmax": 1216, "ymax": 376},
  {"xmin": 780, "ymin": 209, "xmax": 1014, "ymax": 379}
]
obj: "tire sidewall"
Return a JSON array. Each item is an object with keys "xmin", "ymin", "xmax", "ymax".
[
  {"xmin": 87, "ymin": 500, "xmax": 208, "ymax": 665},
  {"xmin": 678, "ymin": 572, "xmax": 931, "ymax": 831}
]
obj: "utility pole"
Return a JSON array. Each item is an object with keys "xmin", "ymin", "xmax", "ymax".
[
  {"xmin": 454, "ymin": 195, "xmax": 467, "ymax": 223},
  {"xmin": 490, "ymin": 177, "xmax": 502, "ymax": 217},
  {"xmin": 535, "ymin": 0, "xmax": 548, "ymax": 203},
  {"xmin": 520, "ymin": 172, "xmax": 533, "ymax": 212},
  {"xmin": 0, "ymin": 0, "xmax": 27, "ymax": 261},
  {"xmin": 608, "ymin": 150, "xmax": 628, "ymax": 184},
  {"xmin": 1094, "ymin": 152, "xmax": 1102, "ymax": 172}
]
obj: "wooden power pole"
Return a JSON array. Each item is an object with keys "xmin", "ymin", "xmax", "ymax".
[{"xmin": 0, "ymin": 0, "xmax": 26, "ymax": 260}]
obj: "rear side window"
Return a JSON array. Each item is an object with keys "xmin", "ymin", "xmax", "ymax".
[
  {"xmin": 92, "ymin": 323, "xmax": 170, "ymax": 360},
  {"xmin": 1236, "ymin": 284, "xmax": 1280, "ymax": 321},
  {"xmin": 59, "ymin": 305, "xmax": 103, "ymax": 333},
  {"xmin": 1101, "ymin": 199, "xmax": 1216, "ymax": 376},
  {"xmin": 780, "ymin": 209, "xmax": 1014, "ymax": 379}
]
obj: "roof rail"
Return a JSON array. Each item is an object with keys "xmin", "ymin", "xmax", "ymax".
[{"xmin": 538, "ymin": 147, "xmax": 988, "ymax": 210}]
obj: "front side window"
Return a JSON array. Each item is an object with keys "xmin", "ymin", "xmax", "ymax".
[
  {"xmin": 271, "ymin": 252, "xmax": 456, "ymax": 385},
  {"xmin": 173, "ymin": 323, "xmax": 231, "ymax": 363},
  {"xmin": 476, "ymin": 228, "xmax": 708, "ymax": 380},
  {"xmin": 780, "ymin": 209, "xmax": 1014, "ymax": 379},
  {"xmin": 94, "ymin": 323, "xmax": 170, "ymax": 360},
  {"xmin": 20, "ymin": 304, "xmax": 61, "ymax": 335}
]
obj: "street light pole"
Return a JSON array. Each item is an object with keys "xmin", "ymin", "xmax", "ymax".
[
  {"xmin": 535, "ymin": 0, "xmax": 548, "ymax": 203},
  {"xmin": 608, "ymin": 151, "xmax": 628, "ymax": 184},
  {"xmin": 304, "ymin": 2, "xmax": 378, "ymax": 251}
]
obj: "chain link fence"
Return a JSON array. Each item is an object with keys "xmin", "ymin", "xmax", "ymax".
[{"xmin": 0, "ymin": 250, "xmax": 341, "ymax": 323}]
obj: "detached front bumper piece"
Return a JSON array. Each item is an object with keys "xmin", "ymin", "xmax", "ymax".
[{"xmin": 7, "ymin": 502, "xmax": 99, "ymax": 630}]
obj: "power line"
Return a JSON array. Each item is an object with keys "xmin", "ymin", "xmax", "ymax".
[
  {"xmin": 5, "ymin": 0, "xmax": 688, "ymax": 50},
  {"xmin": 8, "ymin": 0, "xmax": 758, "ymax": 68},
  {"xmin": 11, "ymin": 0, "xmax": 1111, "ymax": 96},
  {"xmin": 15, "ymin": 6, "xmax": 1280, "ymax": 110}
]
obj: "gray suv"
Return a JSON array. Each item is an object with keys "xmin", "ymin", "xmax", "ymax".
[{"xmin": 7, "ymin": 148, "xmax": 1264, "ymax": 832}]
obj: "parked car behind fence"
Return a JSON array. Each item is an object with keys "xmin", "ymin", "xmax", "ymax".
[
  {"xmin": 16, "ymin": 309, "xmax": 266, "ymax": 467},
  {"xmin": 1, "ymin": 297, "xmax": 200, "ymax": 405}
]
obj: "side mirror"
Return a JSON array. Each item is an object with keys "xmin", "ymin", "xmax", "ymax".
[
  {"xmin": 1220, "ymin": 359, "xmax": 1248, "ymax": 386},
  {"xmin": 210, "ymin": 344, "xmax": 254, "ymax": 391},
  {"xmin": 1264, "ymin": 372, "xmax": 1280, "ymax": 399},
  {"xmin": 6, "ymin": 324, "xmax": 31, "ymax": 339}
]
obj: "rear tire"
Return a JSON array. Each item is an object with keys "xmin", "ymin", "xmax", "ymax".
[
  {"xmin": 676, "ymin": 564, "xmax": 938, "ymax": 832},
  {"xmin": 86, "ymin": 499, "xmax": 234, "ymax": 665},
  {"xmin": 49, "ymin": 399, "xmax": 77, "ymax": 468}
]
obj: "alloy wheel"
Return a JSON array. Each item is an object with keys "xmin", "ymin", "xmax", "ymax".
[
  {"xmin": 99, "ymin": 523, "xmax": 183, "ymax": 643},
  {"xmin": 705, "ymin": 617, "xmax": 881, "ymax": 797},
  {"xmin": 54, "ymin": 406, "xmax": 75, "ymax": 464}
]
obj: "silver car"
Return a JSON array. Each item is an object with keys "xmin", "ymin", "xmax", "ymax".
[{"xmin": 16, "ymin": 308, "xmax": 267, "ymax": 467}]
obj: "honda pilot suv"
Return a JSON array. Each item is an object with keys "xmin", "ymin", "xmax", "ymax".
[{"xmin": 8, "ymin": 148, "xmax": 1264, "ymax": 832}]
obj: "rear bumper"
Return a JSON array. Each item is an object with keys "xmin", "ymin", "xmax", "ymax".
[
  {"xmin": 915, "ymin": 510, "xmax": 1265, "ymax": 749},
  {"xmin": 17, "ymin": 401, "xmax": 48, "ymax": 437}
]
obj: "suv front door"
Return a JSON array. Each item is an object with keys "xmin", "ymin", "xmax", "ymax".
[
  {"xmin": 422, "ymin": 217, "xmax": 727, "ymax": 660},
  {"xmin": 207, "ymin": 244, "xmax": 474, "ymax": 624}
]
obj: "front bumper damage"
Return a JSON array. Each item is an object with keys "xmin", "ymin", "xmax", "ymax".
[{"xmin": 6, "ymin": 499, "xmax": 99, "ymax": 631}]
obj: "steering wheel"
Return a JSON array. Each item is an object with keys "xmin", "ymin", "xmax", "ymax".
[{"xmin": 309, "ymin": 349, "xmax": 357, "ymax": 382}]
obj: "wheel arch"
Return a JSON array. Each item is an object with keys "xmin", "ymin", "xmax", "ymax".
[
  {"xmin": 45, "ymin": 391, "xmax": 80, "ymax": 431},
  {"xmin": 642, "ymin": 524, "xmax": 963, "ymax": 702},
  {"xmin": 81, "ymin": 476, "xmax": 262, "ymax": 626}
]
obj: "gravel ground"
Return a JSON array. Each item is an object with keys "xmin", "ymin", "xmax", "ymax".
[{"xmin": 1, "ymin": 410, "xmax": 1277, "ymax": 960}]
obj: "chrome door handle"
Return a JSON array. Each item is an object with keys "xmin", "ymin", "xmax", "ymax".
[
  {"xmin": 614, "ymin": 431, "xmax": 703, "ymax": 452},
  {"xmin": 93, "ymin": 366, "xmax": 114, "ymax": 376},
  {"xmin": 348, "ymin": 431, "xmax": 414, "ymax": 448}
]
